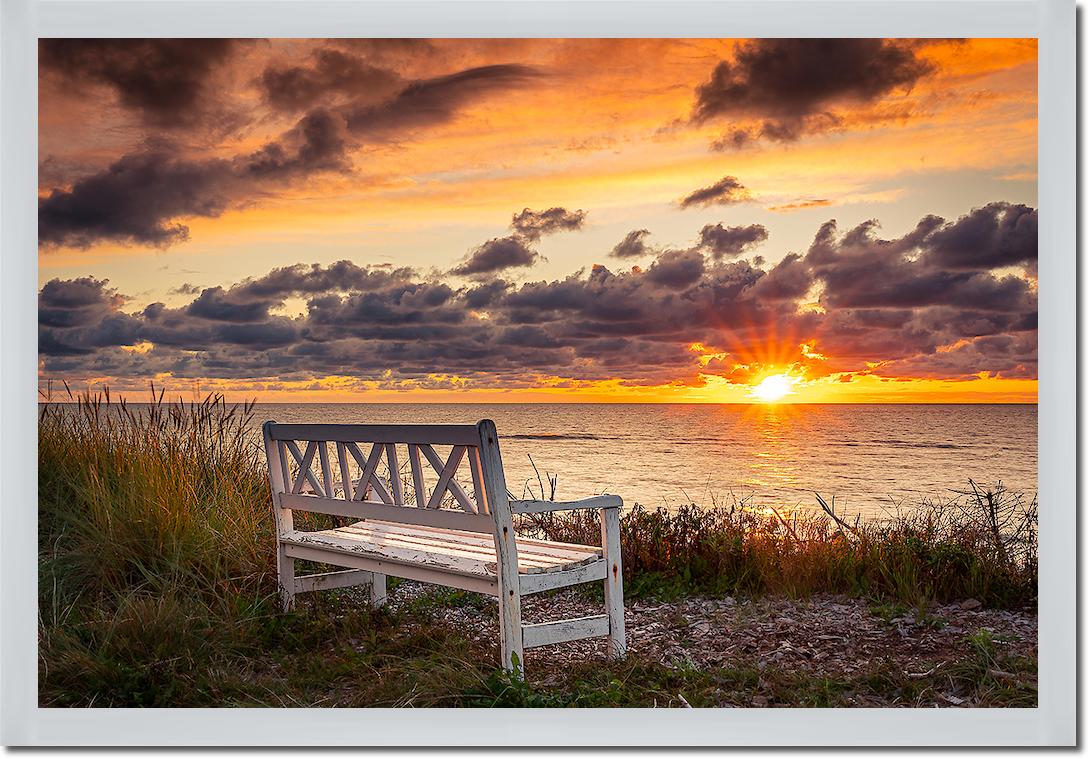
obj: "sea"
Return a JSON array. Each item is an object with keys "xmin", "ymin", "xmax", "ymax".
[{"xmin": 257, "ymin": 403, "xmax": 1037, "ymax": 520}]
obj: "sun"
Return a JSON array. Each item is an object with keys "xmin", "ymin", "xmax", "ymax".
[{"xmin": 751, "ymin": 374, "xmax": 794, "ymax": 403}]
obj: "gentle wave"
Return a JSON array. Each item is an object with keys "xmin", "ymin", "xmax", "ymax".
[
  {"xmin": 503, "ymin": 433, "xmax": 606, "ymax": 441},
  {"xmin": 835, "ymin": 440, "xmax": 968, "ymax": 450}
]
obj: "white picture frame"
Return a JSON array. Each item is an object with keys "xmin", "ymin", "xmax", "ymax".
[{"xmin": 1, "ymin": 0, "xmax": 1075, "ymax": 746}]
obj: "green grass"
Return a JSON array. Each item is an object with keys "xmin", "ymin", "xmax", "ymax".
[
  {"xmin": 520, "ymin": 486, "xmax": 1037, "ymax": 608},
  {"xmin": 37, "ymin": 388, "xmax": 1037, "ymax": 707},
  {"xmin": 41, "ymin": 583, "xmax": 1036, "ymax": 708}
]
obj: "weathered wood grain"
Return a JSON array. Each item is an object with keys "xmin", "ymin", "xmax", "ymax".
[
  {"xmin": 519, "ymin": 559, "xmax": 608, "ymax": 594},
  {"xmin": 294, "ymin": 568, "xmax": 374, "ymax": 594},
  {"xmin": 477, "ymin": 419, "xmax": 524, "ymax": 673},
  {"xmin": 282, "ymin": 543, "xmax": 499, "ymax": 596},
  {"xmin": 522, "ymin": 615, "xmax": 609, "ymax": 649},
  {"xmin": 601, "ymin": 504, "xmax": 627, "ymax": 658},
  {"xmin": 510, "ymin": 494, "xmax": 622, "ymax": 514},
  {"xmin": 263, "ymin": 421, "xmax": 294, "ymax": 611},
  {"xmin": 269, "ymin": 423, "xmax": 479, "ymax": 446}
]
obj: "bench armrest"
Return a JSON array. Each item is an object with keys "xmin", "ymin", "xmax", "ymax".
[{"xmin": 509, "ymin": 494, "xmax": 622, "ymax": 515}]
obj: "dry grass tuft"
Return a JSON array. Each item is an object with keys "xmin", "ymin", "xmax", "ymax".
[{"xmin": 519, "ymin": 487, "xmax": 1036, "ymax": 608}]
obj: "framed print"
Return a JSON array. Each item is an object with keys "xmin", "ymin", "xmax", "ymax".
[{"xmin": 1, "ymin": 0, "xmax": 1075, "ymax": 746}]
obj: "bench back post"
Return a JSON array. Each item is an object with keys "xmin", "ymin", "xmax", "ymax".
[
  {"xmin": 475, "ymin": 419, "xmax": 524, "ymax": 672},
  {"xmin": 263, "ymin": 420, "xmax": 296, "ymax": 608},
  {"xmin": 262, "ymin": 420, "xmax": 292, "ymax": 532}
]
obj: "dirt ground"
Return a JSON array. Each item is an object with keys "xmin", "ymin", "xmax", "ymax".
[{"xmin": 392, "ymin": 583, "xmax": 1038, "ymax": 707}]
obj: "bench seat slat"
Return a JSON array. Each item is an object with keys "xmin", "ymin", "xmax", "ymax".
[
  {"xmin": 336, "ymin": 525, "xmax": 574, "ymax": 569},
  {"xmin": 364, "ymin": 516, "xmax": 603, "ymax": 555},
  {"xmin": 280, "ymin": 519, "xmax": 601, "ymax": 577},
  {"xmin": 341, "ymin": 519, "xmax": 603, "ymax": 562},
  {"xmin": 334, "ymin": 526, "xmax": 569, "ymax": 571},
  {"xmin": 283, "ymin": 543, "xmax": 499, "ymax": 596}
]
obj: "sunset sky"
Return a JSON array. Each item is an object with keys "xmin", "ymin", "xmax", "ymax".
[{"xmin": 37, "ymin": 38, "xmax": 1038, "ymax": 403}]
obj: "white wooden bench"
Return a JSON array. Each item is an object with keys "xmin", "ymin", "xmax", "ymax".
[{"xmin": 261, "ymin": 419, "xmax": 625, "ymax": 673}]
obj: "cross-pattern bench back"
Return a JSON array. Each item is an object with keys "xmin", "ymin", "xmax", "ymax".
[
  {"xmin": 263, "ymin": 421, "xmax": 507, "ymax": 534},
  {"xmin": 262, "ymin": 418, "xmax": 624, "ymax": 674}
]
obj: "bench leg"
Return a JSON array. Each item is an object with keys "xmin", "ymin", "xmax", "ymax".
[
  {"xmin": 497, "ymin": 573, "xmax": 524, "ymax": 675},
  {"xmin": 369, "ymin": 572, "xmax": 387, "ymax": 608},
  {"xmin": 277, "ymin": 542, "xmax": 296, "ymax": 612},
  {"xmin": 601, "ymin": 507, "xmax": 626, "ymax": 658}
]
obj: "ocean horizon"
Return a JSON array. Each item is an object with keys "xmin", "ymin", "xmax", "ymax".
[{"xmin": 245, "ymin": 402, "xmax": 1037, "ymax": 519}]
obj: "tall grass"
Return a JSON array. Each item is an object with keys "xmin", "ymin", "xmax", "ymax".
[
  {"xmin": 38, "ymin": 387, "xmax": 284, "ymax": 705},
  {"xmin": 38, "ymin": 388, "xmax": 1036, "ymax": 705},
  {"xmin": 520, "ymin": 488, "xmax": 1036, "ymax": 608},
  {"xmin": 39, "ymin": 385, "xmax": 276, "ymax": 607}
]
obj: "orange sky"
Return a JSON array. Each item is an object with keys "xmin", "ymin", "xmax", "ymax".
[{"xmin": 37, "ymin": 38, "xmax": 1038, "ymax": 403}]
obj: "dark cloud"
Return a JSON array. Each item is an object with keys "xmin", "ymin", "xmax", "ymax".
[
  {"xmin": 877, "ymin": 331, "xmax": 1038, "ymax": 381},
  {"xmin": 236, "ymin": 260, "xmax": 415, "ymax": 298},
  {"xmin": 924, "ymin": 202, "xmax": 1037, "ymax": 270},
  {"xmin": 39, "ymin": 109, "xmax": 351, "ymax": 248},
  {"xmin": 39, "ymin": 151, "xmax": 231, "ymax": 248},
  {"xmin": 239, "ymin": 108, "xmax": 351, "ymax": 178},
  {"xmin": 450, "ymin": 206, "xmax": 586, "ymax": 277},
  {"xmin": 644, "ymin": 249, "xmax": 705, "ymax": 289},
  {"xmin": 259, "ymin": 48, "xmax": 403, "ymax": 112},
  {"xmin": 695, "ymin": 223, "xmax": 768, "ymax": 259},
  {"xmin": 345, "ymin": 64, "xmax": 541, "ymax": 138},
  {"xmin": 610, "ymin": 229, "xmax": 654, "ymax": 259},
  {"xmin": 693, "ymin": 39, "xmax": 935, "ymax": 144},
  {"xmin": 39, "ymin": 276, "xmax": 119, "ymax": 310},
  {"xmin": 805, "ymin": 209, "xmax": 1037, "ymax": 314},
  {"xmin": 39, "ymin": 204, "xmax": 1038, "ymax": 389},
  {"xmin": 679, "ymin": 176, "xmax": 751, "ymax": 209},
  {"xmin": 39, "ymin": 39, "xmax": 237, "ymax": 126},
  {"xmin": 746, "ymin": 253, "xmax": 812, "ymax": 301},
  {"xmin": 39, "ymin": 276, "xmax": 124, "ymax": 328},
  {"xmin": 187, "ymin": 287, "xmax": 275, "ymax": 323},
  {"xmin": 464, "ymin": 279, "xmax": 513, "ymax": 308},
  {"xmin": 452, "ymin": 236, "xmax": 539, "ymax": 276},
  {"xmin": 170, "ymin": 283, "xmax": 202, "ymax": 296},
  {"xmin": 38, "ymin": 277, "xmax": 143, "ymax": 354},
  {"xmin": 510, "ymin": 207, "xmax": 586, "ymax": 241}
]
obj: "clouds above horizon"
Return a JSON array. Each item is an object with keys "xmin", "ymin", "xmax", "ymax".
[
  {"xmin": 39, "ymin": 108, "xmax": 351, "ymax": 248},
  {"xmin": 39, "ymin": 203, "xmax": 1038, "ymax": 392},
  {"xmin": 38, "ymin": 49, "xmax": 544, "ymax": 249},
  {"xmin": 36, "ymin": 38, "xmax": 1039, "ymax": 397},
  {"xmin": 679, "ymin": 176, "xmax": 752, "ymax": 209},
  {"xmin": 451, "ymin": 206, "xmax": 587, "ymax": 276},
  {"xmin": 692, "ymin": 39, "xmax": 937, "ymax": 149},
  {"xmin": 510, "ymin": 207, "xmax": 587, "ymax": 240}
]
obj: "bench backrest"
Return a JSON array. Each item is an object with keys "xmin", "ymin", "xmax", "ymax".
[{"xmin": 261, "ymin": 419, "xmax": 509, "ymax": 535}]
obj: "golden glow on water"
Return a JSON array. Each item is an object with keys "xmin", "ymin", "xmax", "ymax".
[{"xmin": 738, "ymin": 403, "xmax": 807, "ymax": 491}]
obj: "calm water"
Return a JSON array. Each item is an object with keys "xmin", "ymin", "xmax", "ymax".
[{"xmin": 259, "ymin": 404, "xmax": 1036, "ymax": 520}]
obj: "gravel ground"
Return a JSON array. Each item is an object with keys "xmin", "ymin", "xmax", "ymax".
[{"xmin": 390, "ymin": 583, "xmax": 1037, "ymax": 706}]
